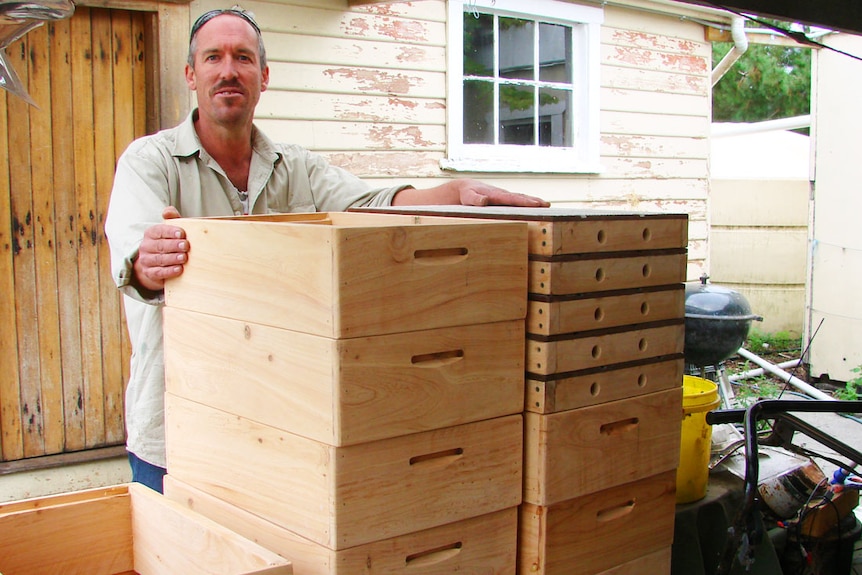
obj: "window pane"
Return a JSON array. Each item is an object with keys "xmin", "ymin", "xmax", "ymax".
[
  {"xmin": 539, "ymin": 87, "xmax": 572, "ymax": 147},
  {"xmin": 499, "ymin": 84, "xmax": 535, "ymax": 145},
  {"xmin": 499, "ymin": 18, "xmax": 534, "ymax": 80},
  {"xmin": 539, "ymin": 22, "xmax": 572, "ymax": 82},
  {"xmin": 464, "ymin": 12, "xmax": 494, "ymax": 77},
  {"xmin": 464, "ymin": 80, "xmax": 494, "ymax": 144}
]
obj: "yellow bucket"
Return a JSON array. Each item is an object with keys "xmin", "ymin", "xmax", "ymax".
[{"xmin": 676, "ymin": 375, "xmax": 720, "ymax": 504}]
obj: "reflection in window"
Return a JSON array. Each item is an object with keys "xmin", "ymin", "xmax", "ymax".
[{"xmin": 463, "ymin": 11, "xmax": 574, "ymax": 148}]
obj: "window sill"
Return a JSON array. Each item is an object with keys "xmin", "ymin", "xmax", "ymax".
[{"xmin": 440, "ymin": 156, "xmax": 604, "ymax": 174}]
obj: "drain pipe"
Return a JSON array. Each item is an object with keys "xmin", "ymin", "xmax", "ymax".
[
  {"xmin": 728, "ymin": 359, "xmax": 803, "ymax": 382},
  {"xmin": 712, "ymin": 16, "xmax": 748, "ymax": 87},
  {"xmin": 736, "ymin": 347, "xmax": 835, "ymax": 401}
]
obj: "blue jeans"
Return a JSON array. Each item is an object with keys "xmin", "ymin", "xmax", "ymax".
[{"xmin": 128, "ymin": 452, "xmax": 167, "ymax": 493}]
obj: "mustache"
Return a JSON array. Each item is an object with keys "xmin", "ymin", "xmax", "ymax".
[{"xmin": 212, "ymin": 80, "xmax": 244, "ymax": 92}]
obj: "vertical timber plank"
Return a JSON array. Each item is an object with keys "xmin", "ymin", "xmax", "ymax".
[
  {"xmin": 50, "ymin": 16, "xmax": 86, "ymax": 452},
  {"xmin": 100, "ymin": 9, "xmax": 130, "ymax": 445},
  {"xmin": 29, "ymin": 23, "xmax": 66, "ymax": 455},
  {"xmin": 158, "ymin": 2, "xmax": 191, "ymax": 127},
  {"xmin": 8, "ymin": 34, "xmax": 45, "ymax": 457},
  {"xmin": 0, "ymin": 55, "xmax": 24, "ymax": 462},
  {"xmin": 71, "ymin": 7, "xmax": 107, "ymax": 448}
]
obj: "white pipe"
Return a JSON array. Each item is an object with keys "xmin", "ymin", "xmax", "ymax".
[
  {"xmin": 728, "ymin": 359, "xmax": 803, "ymax": 382},
  {"xmin": 736, "ymin": 347, "xmax": 835, "ymax": 401},
  {"xmin": 711, "ymin": 114, "xmax": 812, "ymax": 137},
  {"xmin": 712, "ymin": 16, "xmax": 749, "ymax": 87}
]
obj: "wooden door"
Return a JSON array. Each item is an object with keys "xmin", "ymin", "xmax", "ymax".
[{"xmin": 0, "ymin": 7, "xmax": 150, "ymax": 463}]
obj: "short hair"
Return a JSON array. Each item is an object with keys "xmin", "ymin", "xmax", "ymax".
[{"xmin": 187, "ymin": 7, "xmax": 267, "ymax": 69}]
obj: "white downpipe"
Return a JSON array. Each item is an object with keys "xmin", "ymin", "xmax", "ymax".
[
  {"xmin": 736, "ymin": 348, "xmax": 835, "ymax": 401},
  {"xmin": 728, "ymin": 359, "xmax": 803, "ymax": 382},
  {"xmin": 712, "ymin": 16, "xmax": 749, "ymax": 87}
]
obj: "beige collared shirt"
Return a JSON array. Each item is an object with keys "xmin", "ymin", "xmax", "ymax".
[{"xmin": 105, "ymin": 110, "xmax": 409, "ymax": 467}]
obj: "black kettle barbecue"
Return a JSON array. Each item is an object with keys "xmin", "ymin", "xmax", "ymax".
[{"xmin": 684, "ymin": 274, "xmax": 762, "ymax": 368}]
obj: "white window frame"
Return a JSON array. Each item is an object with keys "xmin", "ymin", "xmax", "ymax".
[{"xmin": 443, "ymin": 0, "xmax": 603, "ymax": 173}]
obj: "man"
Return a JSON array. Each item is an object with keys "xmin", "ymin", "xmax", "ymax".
[{"xmin": 105, "ymin": 7, "xmax": 548, "ymax": 493}]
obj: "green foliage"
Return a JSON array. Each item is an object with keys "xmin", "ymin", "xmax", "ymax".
[
  {"xmin": 834, "ymin": 366, "xmax": 862, "ymax": 401},
  {"xmin": 712, "ymin": 41, "xmax": 811, "ymax": 122},
  {"xmin": 745, "ymin": 329, "xmax": 802, "ymax": 354},
  {"xmin": 733, "ymin": 371, "xmax": 784, "ymax": 405}
]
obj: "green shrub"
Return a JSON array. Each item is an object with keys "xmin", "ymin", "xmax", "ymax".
[
  {"xmin": 745, "ymin": 329, "xmax": 801, "ymax": 354},
  {"xmin": 834, "ymin": 366, "xmax": 861, "ymax": 401}
]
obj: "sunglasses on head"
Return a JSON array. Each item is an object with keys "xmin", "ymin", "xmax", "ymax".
[{"xmin": 190, "ymin": 8, "xmax": 261, "ymax": 41}]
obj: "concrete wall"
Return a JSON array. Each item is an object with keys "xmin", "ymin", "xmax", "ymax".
[{"xmin": 0, "ymin": 455, "xmax": 130, "ymax": 503}]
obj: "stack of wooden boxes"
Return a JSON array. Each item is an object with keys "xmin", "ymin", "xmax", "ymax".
[
  {"xmin": 518, "ymin": 209, "xmax": 686, "ymax": 575},
  {"xmin": 357, "ymin": 206, "xmax": 688, "ymax": 574},
  {"xmin": 161, "ymin": 211, "xmax": 530, "ymax": 574}
]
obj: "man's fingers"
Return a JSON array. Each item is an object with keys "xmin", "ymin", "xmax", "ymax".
[{"xmin": 143, "ymin": 223, "xmax": 186, "ymax": 242}]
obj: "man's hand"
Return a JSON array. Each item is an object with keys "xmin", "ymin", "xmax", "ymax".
[
  {"xmin": 133, "ymin": 206, "xmax": 188, "ymax": 292},
  {"xmin": 455, "ymin": 179, "xmax": 550, "ymax": 207},
  {"xmin": 391, "ymin": 178, "xmax": 550, "ymax": 208}
]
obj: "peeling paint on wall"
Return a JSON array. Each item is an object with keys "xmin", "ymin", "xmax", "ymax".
[
  {"xmin": 367, "ymin": 125, "xmax": 433, "ymax": 149},
  {"xmin": 611, "ymin": 30, "xmax": 699, "ymax": 55},
  {"xmin": 323, "ymin": 67, "xmax": 423, "ymax": 94},
  {"xmin": 388, "ymin": 96, "xmax": 417, "ymax": 109},
  {"xmin": 375, "ymin": 18, "xmax": 427, "ymax": 42},
  {"xmin": 396, "ymin": 45, "xmax": 426, "ymax": 63},
  {"xmin": 610, "ymin": 46, "xmax": 707, "ymax": 74}
]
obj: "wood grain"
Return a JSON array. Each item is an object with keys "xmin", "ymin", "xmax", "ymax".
[
  {"xmin": 165, "ymin": 307, "xmax": 524, "ymax": 445},
  {"xmin": 166, "ymin": 475, "xmax": 518, "ymax": 575},
  {"xmin": 166, "ymin": 394, "xmax": 523, "ymax": 550},
  {"xmin": 523, "ymin": 387, "xmax": 682, "ymax": 505}
]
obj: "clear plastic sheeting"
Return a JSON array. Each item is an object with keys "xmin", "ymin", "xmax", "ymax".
[{"xmin": 1, "ymin": 0, "xmax": 75, "ymax": 105}]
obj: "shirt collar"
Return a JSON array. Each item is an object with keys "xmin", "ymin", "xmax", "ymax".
[{"xmin": 172, "ymin": 108, "xmax": 280, "ymax": 165}]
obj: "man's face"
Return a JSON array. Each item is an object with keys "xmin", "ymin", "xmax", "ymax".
[{"xmin": 185, "ymin": 14, "xmax": 269, "ymax": 129}]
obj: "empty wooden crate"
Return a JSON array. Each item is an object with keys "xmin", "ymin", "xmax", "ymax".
[
  {"xmin": 165, "ymin": 476, "xmax": 518, "ymax": 575},
  {"xmin": 0, "ymin": 483, "xmax": 292, "ymax": 575},
  {"xmin": 164, "ymin": 212, "xmax": 528, "ymax": 338},
  {"xmin": 519, "ymin": 471, "xmax": 677, "ymax": 575},
  {"xmin": 523, "ymin": 387, "xmax": 683, "ymax": 505},
  {"xmin": 165, "ymin": 394, "xmax": 524, "ymax": 550},
  {"xmin": 164, "ymin": 308, "xmax": 525, "ymax": 446}
]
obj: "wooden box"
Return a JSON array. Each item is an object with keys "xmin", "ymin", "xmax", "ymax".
[
  {"xmin": 523, "ymin": 388, "xmax": 682, "ymax": 505},
  {"xmin": 526, "ymin": 357, "xmax": 685, "ymax": 413},
  {"xmin": 595, "ymin": 547, "xmax": 671, "ymax": 575},
  {"xmin": 527, "ymin": 286, "xmax": 684, "ymax": 336},
  {"xmin": 348, "ymin": 207, "xmax": 688, "ymax": 295},
  {"xmin": 519, "ymin": 471, "xmax": 677, "ymax": 575},
  {"xmin": 165, "ymin": 476, "xmax": 518, "ymax": 575},
  {"xmin": 165, "ymin": 394, "xmax": 523, "ymax": 550},
  {"xmin": 164, "ymin": 307, "xmax": 524, "ymax": 446},
  {"xmin": 528, "ymin": 252, "xmax": 688, "ymax": 296},
  {"xmin": 0, "ymin": 483, "xmax": 292, "ymax": 575},
  {"xmin": 164, "ymin": 212, "xmax": 528, "ymax": 338},
  {"xmin": 348, "ymin": 206, "xmax": 689, "ymax": 256},
  {"xmin": 526, "ymin": 320, "xmax": 685, "ymax": 376}
]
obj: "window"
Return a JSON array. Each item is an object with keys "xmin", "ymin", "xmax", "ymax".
[{"xmin": 444, "ymin": 0, "xmax": 603, "ymax": 173}]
